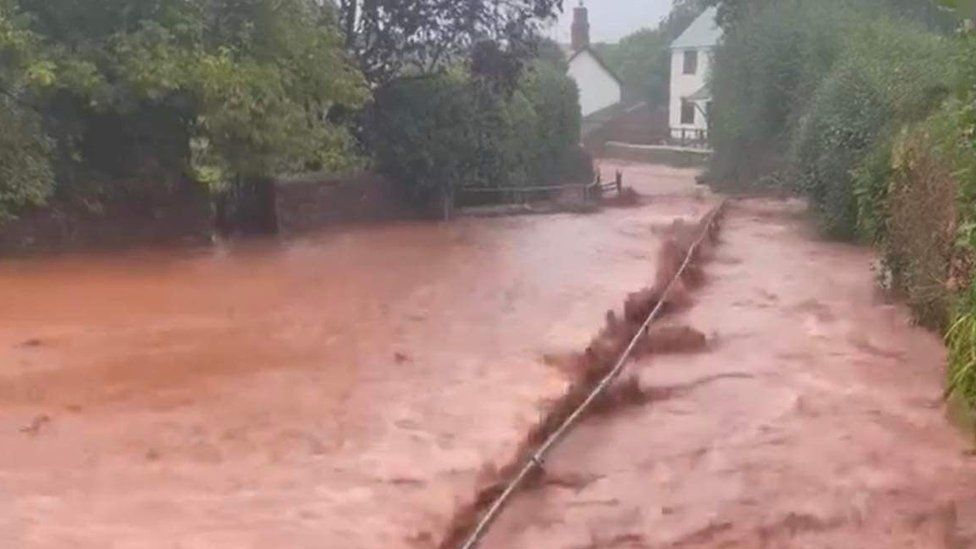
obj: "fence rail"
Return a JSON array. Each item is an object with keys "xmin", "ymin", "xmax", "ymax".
[{"xmin": 459, "ymin": 170, "xmax": 624, "ymax": 200}]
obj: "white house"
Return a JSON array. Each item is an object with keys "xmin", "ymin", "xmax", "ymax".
[
  {"xmin": 668, "ymin": 7, "xmax": 722, "ymax": 143},
  {"xmin": 565, "ymin": 2, "xmax": 623, "ymax": 118}
]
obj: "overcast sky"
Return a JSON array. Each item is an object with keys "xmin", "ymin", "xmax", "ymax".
[{"xmin": 549, "ymin": 0, "xmax": 674, "ymax": 44}]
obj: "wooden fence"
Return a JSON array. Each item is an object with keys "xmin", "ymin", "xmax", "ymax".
[{"xmin": 459, "ymin": 171, "xmax": 625, "ymax": 204}]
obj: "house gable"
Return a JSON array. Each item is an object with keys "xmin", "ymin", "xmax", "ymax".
[
  {"xmin": 668, "ymin": 7, "xmax": 723, "ymax": 142},
  {"xmin": 567, "ymin": 48, "xmax": 624, "ymax": 117},
  {"xmin": 670, "ymin": 6, "xmax": 722, "ymax": 51}
]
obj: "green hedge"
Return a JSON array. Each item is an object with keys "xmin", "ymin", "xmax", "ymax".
[
  {"xmin": 709, "ymin": 0, "xmax": 857, "ymax": 185},
  {"xmin": 369, "ymin": 56, "xmax": 586, "ymax": 216},
  {"xmin": 709, "ymin": 1, "xmax": 976, "ymax": 409},
  {"xmin": 790, "ymin": 19, "xmax": 954, "ymax": 238}
]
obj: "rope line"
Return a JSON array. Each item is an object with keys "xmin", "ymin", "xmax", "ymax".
[{"xmin": 458, "ymin": 201, "xmax": 726, "ymax": 549}]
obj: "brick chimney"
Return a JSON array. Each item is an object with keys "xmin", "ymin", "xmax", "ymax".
[{"xmin": 571, "ymin": 1, "xmax": 590, "ymax": 51}]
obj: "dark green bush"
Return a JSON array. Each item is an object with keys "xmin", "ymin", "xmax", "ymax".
[
  {"xmin": 709, "ymin": 0, "xmax": 954, "ymax": 189},
  {"xmin": 369, "ymin": 73, "xmax": 480, "ymax": 212},
  {"xmin": 0, "ymin": 0, "xmax": 367, "ymax": 228},
  {"xmin": 709, "ymin": 0, "xmax": 857, "ymax": 184},
  {"xmin": 790, "ymin": 19, "xmax": 954, "ymax": 237},
  {"xmin": 369, "ymin": 55, "xmax": 586, "ymax": 216},
  {"xmin": 520, "ymin": 60, "xmax": 583, "ymax": 181},
  {"xmin": 0, "ymin": 104, "xmax": 54, "ymax": 220}
]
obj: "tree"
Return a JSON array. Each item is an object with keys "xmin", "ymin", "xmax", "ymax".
[
  {"xmin": 711, "ymin": 0, "xmax": 953, "ymax": 30},
  {"xmin": 337, "ymin": 0, "xmax": 565, "ymax": 85},
  {"xmin": 369, "ymin": 72, "xmax": 479, "ymax": 219},
  {"xmin": 0, "ymin": 0, "xmax": 55, "ymax": 219},
  {"xmin": 594, "ymin": 0, "xmax": 708, "ymax": 106},
  {"xmin": 2, "ymin": 0, "xmax": 367, "ymax": 219},
  {"xmin": 367, "ymin": 46, "xmax": 584, "ymax": 219},
  {"xmin": 520, "ymin": 57, "xmax": 582, "ymax": 180}
]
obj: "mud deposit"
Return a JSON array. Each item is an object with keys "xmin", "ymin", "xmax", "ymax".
[
  {"xmin": 480, "ymin": 199, "xmax": 976, "ymax": 548},
  {"xmin": 0, "ymin": 163, "xmax": 711, "ymax": 547}
]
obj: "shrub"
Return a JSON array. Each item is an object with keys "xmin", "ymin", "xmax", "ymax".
[
  {"xmin": 368, "ymin": 55, "xmax": 585, "ymax": 217},
  {"xmin": 369, "ymin": 73, "xmax": 480, "ymax": 213},
  {"xmin": 0, "ymin": 103, "xmax": 54, "ymax": 220},
  {"xmin": 937, "ymin": 41, "xmax": 976, "ymax": 404},
  {"xmin": 709, "ymin": 0, "xmax": 954, "ymax": 188},
  {"xmin": 709, "ymin": 0, "xmax": 857, "ymax": 184},
  {"xmin": 885, "ymin": 122, "xmax": 962, "ymax": 329},
  {"xmin": 520, "ymin": 59, "xmax": 583, "ymax": 181},
  {"xmin": 0, "ymin": 0, "xmax": 367, "ymax": 229},
  {"xmin": 790, "ymin": 19, "xmax": 954, "ymax": 237},
  {"xmin": 851, "ymin": 143, "xmax": 893, "ymax": 243}
]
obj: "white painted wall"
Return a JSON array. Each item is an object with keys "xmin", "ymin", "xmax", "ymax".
[
  {"xmin": 668, "ymin": 47, "xmax": 712, "ymax": 139},
  {"xmin": 568, "ymin": 51, "xmax": 622, "ymax": 117}
]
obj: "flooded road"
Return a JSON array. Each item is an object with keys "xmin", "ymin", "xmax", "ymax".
[
  {"xmin": 0, "ymin": 162, "xmax": 711, "ymax": 547},
  {"xmin": 481, "ymin": 198, "xmax": 976, "ymax": 548}
]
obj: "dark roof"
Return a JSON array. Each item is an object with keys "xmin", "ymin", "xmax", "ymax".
[{"xmin": 567, "ymin": 46, "xmax": 624, "ymax": 87}]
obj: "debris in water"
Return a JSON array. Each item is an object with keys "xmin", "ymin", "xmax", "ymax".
[
  {"xmin": 436, "ymin": 205, "xmax": 725, "ymax": 549},
  {"xmin": 20, "ymin": 414, "xmax": 51, "ymax": 436},
  {"xmin": 592, "ymin": 375, "xmax": 649, "ymax": 415},
  {"xmin": 636, "ymin": 325, "xmax": 708, "ymax": 356}
]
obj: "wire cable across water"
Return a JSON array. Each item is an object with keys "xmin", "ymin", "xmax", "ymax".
[{"xmin": 457, "ymin": 201, "xmax": 727, "ymax": 549}]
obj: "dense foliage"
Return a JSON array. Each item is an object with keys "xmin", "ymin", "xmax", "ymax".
[
  {"xmin": 0, "ymin": 0, "xmax": 575, "ymax": 228},
  {"xmin": 337, "ymin": 0, "xmax": 564, "ymax": 86},
  {"xmin": 709, "ymin": 0, "xmax": 857, "ymax": 185},
  {"xmin": 0, "ymin": 0, "xmax": 368, "ymax": 221},
  {"xmin": 0, "ymin": 1, "xmax": 54, "ymax": 220},
  {"xmin": 708, "ymin": 0, "xmax": 976, "ymax": 408},
  {"xmin": 710, "ymin": 0, "xmax": 958, "ymax": 188},
  {"xmin": 369, "ymin": 50, "xmax": 585, "ymax": 218},
  {"xmin": 791, "ymin": 20, "xmax": 953, "ymax": 237},
  {"xmin": 594, "ymin": 0, "xmax": 708, "ymax": 106}
]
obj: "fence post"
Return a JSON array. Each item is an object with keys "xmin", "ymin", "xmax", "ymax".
[{"xmin": 615, "ymin": 171, "xmax": 623, "ymax": 196}]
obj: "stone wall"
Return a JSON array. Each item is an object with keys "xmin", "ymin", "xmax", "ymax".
[
  {"xmin": 0, "ymin": 182, "xmax": 214, "ymax": 254},
  {"xmin": 583, "ymin": 103, "xmax": 670, "ymax": 156},
  {"xmin": 274, "ymin": 171, "xmax": 410, "ymax": 234},
  {"xmin": 602, "ymin": 142, "xmax": 711, "ymax": 168}
]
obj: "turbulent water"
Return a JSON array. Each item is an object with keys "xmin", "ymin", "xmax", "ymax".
[
  {"xmin": 480, "ymin": 198, "xmax": 976, "ymax": 548},
  {"xmin": 0, "ymin": 163, "xmax": 710, "ymax": 547},
  {"xmin": 2, "ymin": 164, "xmax": 970, "ymax": 548}
]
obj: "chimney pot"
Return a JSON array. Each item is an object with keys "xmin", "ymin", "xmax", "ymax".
[{"xmin": 571, "ymin": 1, "xmax": 590, "ymax": 51}]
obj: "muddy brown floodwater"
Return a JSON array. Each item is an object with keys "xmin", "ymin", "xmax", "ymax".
[
  {"xmin": 481, "ymin": 198, "xmax": 976, "ymax": 548},
  {"xmin": 0, "ymin": 162, "xmax": 712, "ymax": 548}
]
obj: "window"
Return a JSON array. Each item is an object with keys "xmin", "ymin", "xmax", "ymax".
[
  {"xmin": 681, "ymin": 101, "xmax": 696, "ymax": 125},
  {"xmin": 683, "ymin": 50, "xmax": 698, "ymax": 75}
]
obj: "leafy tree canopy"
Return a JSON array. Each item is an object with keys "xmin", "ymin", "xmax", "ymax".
[
  {"xmin": 594, "ymin": 0, "xmax": 709, "ymax": 106},
  {"xmin": 0, "ymin": 0, "xmax": 367, "ymax": 218},
  {"xmin": 337, "ymin": 0, "xmax": 565, "ymax": 85}
]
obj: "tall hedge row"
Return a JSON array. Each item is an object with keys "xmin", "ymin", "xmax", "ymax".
[
  {"xmin": 369, "ymin": 56, "xmax": 587, "ymax": 216},
  {"xmin": 709, "ymin": 0, "xmax": 976, "ymax": 407}
]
